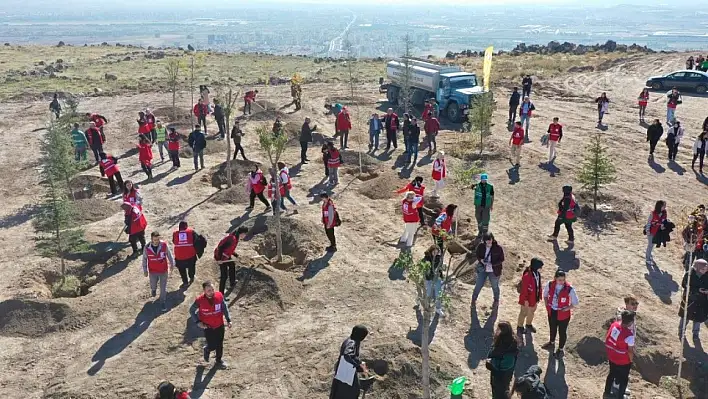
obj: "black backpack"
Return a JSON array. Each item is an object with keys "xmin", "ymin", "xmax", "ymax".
[{"xmin": 194, "ymin": 232, "xmax": 207, "ymax": 259}]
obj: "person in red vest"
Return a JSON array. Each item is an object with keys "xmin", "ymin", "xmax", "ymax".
[
  {"xmin": 320, "ymin": 192, "xmax": 339, "ymax": 252},
  {"xmin": 85, "ymin": 121, "xmax": 105, "ymax": 164},
  {"xmin": 137, "ymin": 135, "xmax": 154, "ymax": 180},
  {"xmin": 637, "ymin": 88, "xmax": 649, "ymax": 123},
  {"xmin": 156, "ymin": 381, "xmax": 190, "ymax": 399},
  {"xmin": 395, "ymin": 176, "xmax": 426, "ymax": 226},
  {"xmin": 141, "ymin": 231, "xmax": 175, "ymax": 312},
  {"xmin": 548, "ymin": 185, "xmax": 578, "ymax": 244},
  {"xmin": 399, "ymin": 191, "xmax": 423, "ymax": 247},
  {"xmin": 244, "ymin": 89, "xmax": 258, "ymax": 115},
  {"xmin": 278, "ymin": 162, "xmax": 298, "ymax": 212},
  {"xmin": 516, "ymin": 258, "xmax": 544, "ymax": 341},
  {"xmin": 431, "ymin": 203, "xmax": 457, "ymax": 253},
  {"xmin": 173, "ymin": 221, "xmax": 204, "ymax": 287},
  {"xmin": 336, "ymin": 106, "xmax": 352, "ymax": 149},
  {"xmin": 145, "ymin": 108, "xmax": 157, "ymax": 142},
  {"xmin": 189, "ymin": 281, "xmax": 232, "ymax": 369},
  {"xmin": 137, "ymin": 111, "xmax": 152, "ymax": 142},
  {"xmin": 541, "ymin": 269, "xmax": 579, "ymax": 359},
  {"xmin": 193, "ymin": 99, "xmax": 209, "ymax": 134},
  {"xmin": 167, "ymin": 127, "xmax": 181, "ymax": 169},
  {"xmin": 121, "ymin": 202, "xmax": 147, "ymax": 256},
  {"xmin": 424, "ymin": 114, "xmax": 440, "ymax": 155},
  {"xmin": 509, "ymin": 121, "xmax": 525, "ymax": 167},
  {"xmin": 431, "ymin": 151, "xmax": 446, "ymax": 197},
  {"xmin": 245, "ymin": 166, "xmax": 271, "ymax": 212},
  {"xmin": 214, "ymin": 226, "xmax": 248, "ymax": 295},
  {"xmin": 603, "ymin": 310, "xmax": 636, "ymax": 399},
  {"xmin": 85, "ymin": 112, "xmax": 108, "ymax": 135},
  {"xmin": 422, "ymin": 100, "xmax": 433, "ymax": 122},
  {"xmin": 384, "ymin": 107, "xmax": 399, "ymax": 151},
  {"xmin": 326, "ymin": 142, "xmax": 342, "ymax": 186},
  {"xmin": 122, "ymin": 180, "xmax": 142, "ymax": 210},
  {"xmin": 266, "ymin": 175, "xmax": 285, "ymax": 212},
  {"xmin": 99, "ymin": 152, "xmax": 124, "ymax": 195},
  {"xmin": 546, "ymin": 117, "xmax": 563, "ymax": 164},
  {"xmin": 644, "ymin": 200, "xmax": 667, "ymax": 264}
]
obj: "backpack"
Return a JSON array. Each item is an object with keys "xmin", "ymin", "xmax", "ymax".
[
  {"xmin": 260, "ymin": 175, "xmax": 268, "ymax": 187},
  {"xmin": 194, "ymin": 232, "xmax": 207, "ymax": 259},
  {"xmin": 334, "ymin": 210, "xmax": 342, "ymax": 227}
]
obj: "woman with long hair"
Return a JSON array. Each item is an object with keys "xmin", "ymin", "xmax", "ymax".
[
  {"xmin": 431, "ymin": 204, "xmax": 458, "ymax": 253},
  {"xmin": 487, "ymin": 321, "xmax": 519, "ymax": 399},
  {"xmin": 645, "ymin": 200, "xmax": 667, "ymax": 263},
  {"xmin": 122, "ymin": 180, "xmax": 142, "ymax": 209},
  {"xmin": 637, "ymin": 88, "xmax": 649, "ymax": 123}
]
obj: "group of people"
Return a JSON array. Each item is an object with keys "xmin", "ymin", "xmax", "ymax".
[{"xmin": 686, "ymin": 55, "xmax": 708, "ymax": 72}]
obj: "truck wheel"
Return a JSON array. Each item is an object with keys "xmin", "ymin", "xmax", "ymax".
[
  {"xmin": 387, "ymin": 86, "xmax": 399, "ymax": 104},
  {"xmin": 447, "ymin": 102, "xmax": 461, "ymax": 123}
]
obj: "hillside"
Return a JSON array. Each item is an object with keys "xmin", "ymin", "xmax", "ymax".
[{"xmin": 0, "ymin": 46, "xmax": 707, "ymax": 399}]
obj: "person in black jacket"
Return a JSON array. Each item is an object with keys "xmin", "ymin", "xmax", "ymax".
[
  {"xmin": 300, "ymin": 117, "xmax": 318, "ymax": 164},
  {"xmin": 408, "ymin": 118, "xmax": 421, "ymax": 165},
  {"xmin": 678, "ymin": 258, "xmax": 708, "ymax": 340},
  {"xmin": 423, "ymin": 245, "xmax": 445, "ymax": 316},
  {"xmin": 213, "ymin": 99, "xmax": 226, "ymax": 140},
  {"xmin": 508, "ymin": 87, "xmax": 521, "ymax": 124},
  {"xmin": 513, "ymin": 365, "xmax": 550, "ymax": 399},
  {"xmin": 330, "ymin": 325, "xmax": 369, "ymax": 399},
  {"xmin": 49, "ymin": 93, "xmax": 61, "ymax": 118},
  {"xmin": 188, "ymin": 125, "xmax": 207, "ymax": 171},
  {"xmin": 487, "ymin": 321, "xmax": 519, "ymax": 399},
  {"xmin": 231, "ymin": 120, "xmax": 246, "ymax": 161},
  {"xmin": 522, "ymin": 75, "xmax": 532, "ymax": 98},
  {"xmin": 646, "ymin": 119, "xmax": 664, "ymax": 157}
]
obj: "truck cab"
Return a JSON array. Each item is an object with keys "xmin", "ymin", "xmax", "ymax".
[{"xmin": 437, "ymin": 72, "xmax": 485, "ymax": 122}]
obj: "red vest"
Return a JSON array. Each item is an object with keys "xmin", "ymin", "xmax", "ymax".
[
  {"xmin": 173, "ymin": 228, "xmax": 197, "ymax": 260},
  {"xmin": 196, "ymin": 292, "xmax": 225, "ymax": 328},
  {"xmin": 638, "ymin": 92, "xmax": 649, "ymax": 106},
  {"xmin": 548, "ymin": 123, "xmax": 562, "ymax": 142},
  {"xmin": 605, "ymin": 320, "xmax": 633, "ymax": 365},
  {"xmin": 431, "ymin": 211, "xmax": 452, "ymax": 237},
  {"xmin": 402, "ymin": 199, "xmax": 421, "ymax": 223},
  {"xmin": 557, "ymin": 194, "xmax": 577, "ymax": 219},
  {"xmin": 327, "ymin": 149, "xmax": 341, "ymax": 168},
  {"xmin": 250, "ymin": 172, "xmax": 266, "ymax": 194},
  {"xmin": 511, "ymin": 127, "xmax": 525, "ymax": 145},
  {"xmin": 432, "ymin": 159, "xmax": 446, "ymax": 181},
  {"xmin": 280, "ymin": 169, "xmax": 293, "ymax": 190},
  {"xmin": 86, "ymin": 127, "xmax": 104, "ymax": 146},
  {"xmin": 649, "ymin": 210, "xmax": 666, "ymax": 236},
  {"xmin": 168, "ymin": 132, "xmax": 180, "ymax": 151},
  {"xmin": 122, "ymin": 189, "xmax": 140, "ymax": 209},
  {"xmin": 127, "ymin": 206, "xmax": 147, "ymax": 235},
  {"xmin": 145, "ymin": 241, "xmax": 169, "ymax": 273},
  {"xmin": 100, "ymin": 157, "xmax": 119, "ymax": 177},
  {"xmin": 214, "ymin": 234, "xmax": 238, "ymax": 261},
  {"xmin": 545, "ymin": 281, "xmax": 572, "ymax": 320},
  {"xmin": 406, "ymin": 182, "xmax": 425, "ymax": 196},
  {"xmin": 138, "ymin": 143, "xmax": 153, "ymax": 167},
  {"xmin": 90, "ymin": 114, "xmax": 105, "ymax": 128},
  {"xmin": 267, "ymin": 182, "xmax": 285, "ymax": 199},
  {"xmin": 336, "ymin": 111, "xmax": 352, "ymax": 131},
  {"xmin": 322, "ymin": 199, "xmax": 336, "ymax": 225}
]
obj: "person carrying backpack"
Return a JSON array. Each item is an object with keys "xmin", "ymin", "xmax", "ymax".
[
  {"xmin": 512, "ymin": 365, "xmax": 550, "ymax": 399},
  {"xmin": 172, "ymin": 221, "xmax": 206, "ymax": 287},
  {"xmin": 245, "ymin": 166, "xmax": 271, "ymax": 212},
  {"xmin": 547, "ymin": 185, "xmax": 578, "ymax": 244}
]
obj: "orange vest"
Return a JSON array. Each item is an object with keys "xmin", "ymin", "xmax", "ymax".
[
  {"xmin": 605, "ymin": 320, "xmax": 633, "ymax": 365},
  {"xmin": 145, "ymin": 241, "xmax": 169, "ymax": 273},
  {"xmin": 172, "ymin": 228, "xmax": 196, "ymax": 260}
]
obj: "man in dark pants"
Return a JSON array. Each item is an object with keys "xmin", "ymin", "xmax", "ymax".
[
  {"xmin": 321, "ymin": 192, "xmax": 338, "ymax": 252},
  {"xmin": 548, "ymin": 185, "xmax": 577, "ymax": 244},
  {"xmin": 231, "ymin": 120, "xmax": 247, "ymax": 161},
  {"xmin": 193, "ymin": 99, "xmax": 209, "ymax": 134},
  {"xmin": 508, "ymin": 87, "xmax": 520, "ymax": 124},
  {"xmin": 213, "ymin": 99, "xmax": 226, "ymax": 140},
  {"xmin": 603, "ymin": 310, "xmax": 635, "ymax": 399},
  {"xmin": 85, "ymin": 122, "xmax": 105, "ymax": 164},
  {"xmin": 522, "ymin": 74, "xmax": 532, "ymax": 98},
  {"xmin": 299, "ymin": 117, "xmax": 317, "ymax": 164},
  {"xmin": 384, "ymin": 108, "xmax": 399, "ymax": 151},
  {"xmin": 646, "ymin": 119, "xmax": 664, "ymax": 158},
  {"xmin": 190, "ymin": 281, "xmax": 232, "ymax": 369},
  {"xmin": 213, "ymin": 227, "xmax": 248, "ymax": 296},
  {"xmin": 172, "ymin": 221, "xmax": 203, "ymax": 287}
]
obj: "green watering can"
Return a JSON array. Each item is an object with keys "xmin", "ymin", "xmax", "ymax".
[{"xmin": 448, "ymin": 376, "xmax": 467, "ymax": 395}]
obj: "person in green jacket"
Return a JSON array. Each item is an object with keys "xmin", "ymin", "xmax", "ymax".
[
  {"xmin": 71, "ymin": 123, "xmax": 88, "ymax": 161},
  {"xmin": 487, "ymin": 321, "xmax": 519, "ymax": 399},
  {"xmin": 154, "ymin": 120, "xmax": 168, "ymax": 162},
  {"xmin": 473, "ymin": 173, "xmax": 494, "ymax": 237}
]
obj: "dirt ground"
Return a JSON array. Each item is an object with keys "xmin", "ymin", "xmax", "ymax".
[{"xmin": 1, "ymin": 52, "xmax": 708, "ymax": 399}]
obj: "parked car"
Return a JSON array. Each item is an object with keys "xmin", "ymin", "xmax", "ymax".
[{"xmin": 645, "ymin": 70, "xmax": 708, "ymax": 94}]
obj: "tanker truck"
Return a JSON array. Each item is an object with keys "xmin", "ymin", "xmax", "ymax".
[{"xmin": 381, "ymin": 58, "xmax": 486, "ymax": 123}]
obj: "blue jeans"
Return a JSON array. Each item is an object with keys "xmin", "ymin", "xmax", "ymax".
[
  {"xmin": 408, "ymin": 142, "xmax": 419, "ymax": 162},
  {"xmin": 425, "ymin": 278, "xmax": 443, "ymax": 311},
  {"xmin": 667, "ymin": 107, "xmax": 676, "ymax": 124},
  {"xmin": 520, "ymin": 114, "xmax": 530, "ymax": 138},
  {"xmin": 193, "ymin": 149, "xmax": 204, "ymax": 170},
  {"xmin": 369, "ymin": 131, "xmax": 380, "ymax": 149},
  {"xmin": 472, "ymin": 263, "xmax": 500, "ymax": 302},
  {"xmin": 280, "ymin": 189, "xmax": 297, "ymax": 210},
  {"xmin": 403, "ymin": 134, "xmax": 411, "ymax": 153}
]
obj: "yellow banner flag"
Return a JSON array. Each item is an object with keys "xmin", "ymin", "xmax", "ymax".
[{"xmin": 483, "ymin": 46, "xmax": 493, "ymax": 92}]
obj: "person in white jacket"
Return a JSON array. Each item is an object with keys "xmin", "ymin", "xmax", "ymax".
[
  {"xmin": 666, "ymin": 120, "xmax": 684, "ymax": 162},
  {"xmin": 431, "ymin": 151, "xmax": 447, "ymax": 197},
  {"xmin": 692, "ymin": 131, "xmax": 708, "ymax": 173}
]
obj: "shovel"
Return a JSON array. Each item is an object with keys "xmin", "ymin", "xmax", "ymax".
[{"xmin": 106, "ymin": 227, "xmax": 126, "ymax": 252}]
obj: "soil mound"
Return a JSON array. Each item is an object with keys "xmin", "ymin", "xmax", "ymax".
[
  {"xmin": 245, "ymin": 216, "xmax": 324, "ymax": 265},
  {"xmin": 208, "ymin": 159, "xmax": 262, "ymax": 189},
  {"xmin": 230, "ymin": 267, "xmax": 301, "ymax": 310},
  {"xmin": 342, "ymin": 150, "xmax": 380, "ymax": 167},
  {"xmin": 360, "ymin": 172, "xmax": 407, "ymax": 200},
  {"xmin": 151, "ymin": 106, "xmax": 191, "ymax": 123},
  {"xmin": 69, "ymin": 175, "xmax": 111, "ymax": 199},
  {"xmin": 73, "ymin": 198, "xmax": 121, "ymax": 224},
  {"xmin": 0, "ymin": 299, "xmax": 95, "ymax": 337},
  {"xmin": 180, "ymin": 136, "xmax": 228, "ymax": 158},
  {"xmin": 210, "ymin": 186, "xmax": 250, "ymax": 205}
]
